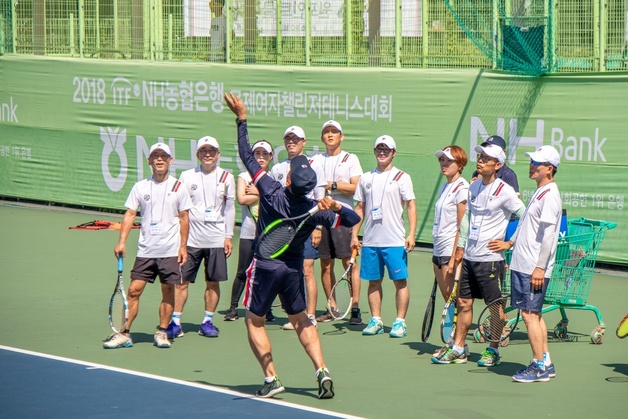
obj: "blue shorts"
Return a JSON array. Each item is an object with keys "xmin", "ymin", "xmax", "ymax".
[
  {"xmin": 242, "ymin": 257, "xmax": 306, "ymax": 317},
  {"xmin": 303, "ymin": 235, "xmax": 319, "ymax": 260},
  {"xmin": 360, "ymin": 246, "xmax": 408, "ymax": 280},
  {"xmin": 510, "ymin": 270, "xmax": 549, "ymax": 312}
]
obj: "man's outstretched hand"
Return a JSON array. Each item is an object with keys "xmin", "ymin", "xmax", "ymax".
[{"xmin": 224, "ymin": 92, "xmax": 247, "ymax": 120}]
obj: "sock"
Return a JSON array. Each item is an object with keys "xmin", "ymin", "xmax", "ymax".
[
  {"xmin": 171, "ymin": 312, "xmax": 182, "ymax": 326},
  {"xmin": 534, "ymin": 358, "xmax": 546, "ymax": 370},
  {"xmin": 265, "ymin": 376, "xmax": 276, "ymax": 383},
  {"xmin": 543, "ymin": 352, "xmax": 552, "ymax": 365},
  {"xmin": 487, "ymin": 346, "xmax": 499, "ymax": 355},
  {"xmin": 452, "ymin": 345, "xmax": 465, "ymax": 354},
  {"xmin": 373, "ymin": 316, "xmax": 381, "ymax": 321},
  {"xmin": 395, "ymin": 317, "xmax": 405, "ymax": 323},
  {"xmin": 202, "ymin": 312, "xmax": 214, "ymax": 324},
  {"xmin": 315, "ymin": 367, "xmax": 329, "ymax": 377}
]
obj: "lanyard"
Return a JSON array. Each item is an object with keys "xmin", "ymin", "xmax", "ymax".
[
  {"xmin": 149, "ymin": 177, "xmax": 168, "ymax": 223},
  {"xmin": 201, "ymin": 169, "xmax": 220, "ymax": 209},
  {"xmin": 370, "ymin": 168, "xmax": 394, "ymax": 209},
  {"xmin": 324, "ymin": 151, "xmax": 346, "ymax": 182}
]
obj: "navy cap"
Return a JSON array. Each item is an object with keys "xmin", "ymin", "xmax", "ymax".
[
  {"xmin": 486, "ymin": 135, "xmax": 507, "ymax": 150},
  {"xmin": 289, "ymin": 155, "xmax": 317, "ymax": 196}
]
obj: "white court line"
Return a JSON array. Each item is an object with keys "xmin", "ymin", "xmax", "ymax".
[{"xmin": 0, "ymin": 345, "xmax": 363, "ymax": 419}]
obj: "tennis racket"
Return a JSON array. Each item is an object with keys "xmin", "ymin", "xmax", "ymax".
[
  {"xmin": 421, "ymin": 278, "xmax": 438, "ymax": 342},
  {"xmin": 440, "ymin": 262, "xmax": 462, "ymax": 344},
  {"xmin": 328, "ymin": 248, "xmax": 358, "ymax": 320},
  {"xmin": 477, "ymin": 295, "xmax": 521, "ymax": 345},
  {"xmin": 255, "ymin": 205, "xmax": 320, "ymax": 259},
  {"xmin": 108, "ymin": 255, "xmax": 129, "ymax": 334},
  {"xmin": 616, "ymin": 313, "xmax": 628, "ymax": 339}
]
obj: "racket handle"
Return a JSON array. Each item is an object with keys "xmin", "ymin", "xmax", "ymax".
[
  {"xmin": 117, "ymin": 255, "xmax": 124, "ymax": 272},
  {"xmin": 350, "ymin": 247, "xmax": 359, "ymax": 260}
]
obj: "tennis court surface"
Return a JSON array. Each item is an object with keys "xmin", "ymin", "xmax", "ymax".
[{"xmin": 0, "ymin": 202, "xmax": 626, "ymax": 418}]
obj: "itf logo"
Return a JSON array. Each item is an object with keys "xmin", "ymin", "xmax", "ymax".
[{"xmin": 100, "ymin": 127, "xmax": 128, "ymax": 192}]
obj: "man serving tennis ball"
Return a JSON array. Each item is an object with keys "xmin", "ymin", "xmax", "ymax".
[{"xmin": 224, "ymin": 92, "xmax": 361, "ymax": 400}]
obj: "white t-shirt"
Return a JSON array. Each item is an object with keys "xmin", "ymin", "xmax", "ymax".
[
  {"xmin": 464, "ymin": 178, "xmax": 524, "ymax": 262},
  {"xmin": 354, "ymin": 167, "xmax": 415, "ymax": 247},
  {"xmin": 125, "ymin": 176, "xmax": 192, "ymax": 258},
  {"xmin": 238, "ymin": 171, "xmax": 258, "ymax": 240},
  {"xmin": 510, "ymin": 182, "xmax": 562, "ymax": 277},
  {"xmin": 210, "ymin": 15, "xmax": 226, "ymax": 62},
  {"xmin": 432, "ymin": 177, "xmax": 469, "ymax": 257},
  {"xmin": 270, "ymin": 157, "xmax": 327, "ymax": 200},
  {"xmin": 178, "ymin": 166, "xmax": 235, "ymax": 248},
  {"xmin": 310, "ymin": 151, "xmax": 363, "ymax": 207}
]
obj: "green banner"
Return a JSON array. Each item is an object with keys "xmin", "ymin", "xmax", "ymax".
[{"xmin": 0, "ymin": 56, "xmax": 626, "ymax": 264}]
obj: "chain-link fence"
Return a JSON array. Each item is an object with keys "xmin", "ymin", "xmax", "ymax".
[{"xmin": 1, "ymin": 0, "xmax": 626, "ymax": 72}]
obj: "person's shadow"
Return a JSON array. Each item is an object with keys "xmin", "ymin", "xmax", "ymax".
[{"xmin": 603, "ymin": 363, "xmax": 628, "ymax": 383}]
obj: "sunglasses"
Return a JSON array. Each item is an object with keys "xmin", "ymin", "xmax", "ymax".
[
  {"xmin": 530, "ymin": 159, "xmax": 552, "ymax": 167},
  {"xmin": 476, "ymin": 153, "xmax": 497, "ymax": 163}
]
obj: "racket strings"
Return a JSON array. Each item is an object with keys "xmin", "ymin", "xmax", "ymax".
[
  {"xmin": 331, "ymin": 280, "xmax": 352, "ymax": 318},
  {"xmin": 617, "ymin": 314, "xmax": 628, "ymax": 338},
  {"xmin": 111, "ymin": 292, "xmax": 126, "ymax": 332},
  {"xmin": 257, "ymin": 222, "xmax": 297, "ymax": 258}
]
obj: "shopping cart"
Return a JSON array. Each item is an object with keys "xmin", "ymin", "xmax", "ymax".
[{"xmin": 474, "ymin": 217, "xmax": 616, "ymax": 345}]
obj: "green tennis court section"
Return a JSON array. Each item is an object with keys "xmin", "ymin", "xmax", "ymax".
[{"xmin": 0, "ymin": 201, "xmax": 625, "ymax": 418}]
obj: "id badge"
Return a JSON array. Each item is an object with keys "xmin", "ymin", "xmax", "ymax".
[
  {"xmin": 205, "ymin": 208, "xmax": 220, "ymax": 222},
  {"xmin": 469, "ymin": 225, "xmax": 480, "ymax": 240},
  {"xmin": 371, "ymin": 207, "xmax": 383, "ymax": 220},
  {"xmin": 149, "ymin": 222, "xmax": 163, "ymax": 235}
]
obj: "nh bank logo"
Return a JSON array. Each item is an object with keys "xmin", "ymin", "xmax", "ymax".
[{"xmin": 1, "ymin": 97, "xmax": 18, "ymax": 123}]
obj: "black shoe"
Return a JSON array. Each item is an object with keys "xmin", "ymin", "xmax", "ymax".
[
  {"xmin": 224, "ymin": 307, "xmax": 238, "ymax": 321},
  {"xmin": 349, "ymin": 308, "xmax": 362, "ymax": 324},
  {"xmin": 255, "ymin": 377, "xmax": 285, "ymax": 398},
  {"xmin": 316, "ymin": 368, "xmax": 335, "ymax": 399}
]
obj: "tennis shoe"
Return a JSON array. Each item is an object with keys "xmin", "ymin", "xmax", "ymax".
[
  {"xmin": 512, "ymin": 362, "xmax": 550, "ymax": 383},
  {"xmin": 349, "ymin": 308, "xmax": 362, "ymax": 324},
  {"xmin": 432, "ymin": 343, "xmax": 469, "ymax": 358},
  {"xmin": 266, "ymin": 309, "xmax": 276, "ymax": 322},
  {"xmin": 362, "ymin": 317, "xmax": 384, "ymax": 335},
  {"xmin": 431, "ymin": 348, "xmax": 467, "ymax": 364},
  {"xmin": 256, "ymin": 377, "xmax": 285, "ymax": 398},
  {"xmin": 224, "ymin": 307, "xmax": 238, "ymax": 321},
  {"xmin": 316, "ymin": 368, "xmax": 335, "ymax": 399},
  {"xmin": 198, "ymin": 320, "xmax": 219, "ymax": 337},
  {"xmin": 282, "ymin": 315, "xmax": 317, "ymax": 330},
  {"xmin": 389, "ymin": 319, "xmax": 407, "ymax": 338},
  {"xmin": 166, "ymin": 321, "xmax": 184, "ymax": 339},
  {"xmin": 316, "ymin": 309, "xmax": 339, "ymax": 322},
  {"xmin": 282, "ymin": 321, "xmax": 295, "ymax": 330},
  {"xmin": 103, "ymin": 332, "xmax": 133, "ymax": 349},
  {"xmin": 477, "ymin": 348, "xmax": 501, "ymax": 366},
  {"xmin": 153, "ymin": 330, "xmax": 171, "ymax": 348}
]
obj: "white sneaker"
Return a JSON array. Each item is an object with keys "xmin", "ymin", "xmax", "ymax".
[
  {"xmin": 153, "ymin": 330, "xmax": 172, "ymax": 348},
  {"xmin": 308, "ymin": 314, "xmax": 318, "ymax": 329},
  {"xmin": 103, "ymin": 332, "xmax": 133, "ymax": 349},
  {"xmin": 282, "ymin": 321, "xmax": 295, "ymax": 330},
  {"xmin": 282, "ymin": 315, "xmax": 317, "ymax": 330}
]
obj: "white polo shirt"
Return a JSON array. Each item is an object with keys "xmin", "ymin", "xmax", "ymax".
[
  {"xmin": 433, "ymin": 178, "xmax": 469, "ymax": 257},
  {"xmin": 270, "ymin": 157, "xmax": 327, "ymax": 200},
  {"xmin": 310, "ymin": 151, "xmax": 363, "ymax": 207}
]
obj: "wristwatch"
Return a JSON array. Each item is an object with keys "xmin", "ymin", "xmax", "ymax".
[
  {"xmin": 235, "ymin": 117, "xmax": 247, "ymax": 125},
  {"xmin": 331, "ymin": 182, "xmax": 338, "ymax": 191}
]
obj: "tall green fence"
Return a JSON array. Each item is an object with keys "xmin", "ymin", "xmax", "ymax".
[{"xmin": 1, "ymin": 0, "xmax": 627, "ymax": 72}]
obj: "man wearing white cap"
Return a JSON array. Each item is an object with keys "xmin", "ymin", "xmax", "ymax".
[
  {"xmin": 104, "ymin": 142, "xmax": 192, "ymax": 349},
  {"xmin": 310, "ymin": 120, "xmax": 364, "ymax": 324},
  {"xmin": 433, "ymin": 143, "xmax": 525, "ymax": 366},
  {"xmin": 488, "ymin": 145, "xmax": 562, "ymax": 382},
  {"xmin": 352, "ymin": 135, "xmax": 417, "ymax": 338},
  {"xmin": 171, "ymin": 136, "xmax": 236, "ymax": 339},
  {"xmin": 270, "ymin": 126, "xmax": 327, "ymax": 330}
]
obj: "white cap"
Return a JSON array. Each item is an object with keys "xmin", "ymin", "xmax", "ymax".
[
  {"xmin": 149, "ymin": 143, "xmax": 172, "ymax": 157},
  {"xmin": 474, "ymin": 144, "xmax": 505, "ymax": 165},
  {"xmin": 283, "ymin": 126, "xmax": 305, "ymax": 140},
  {"xmin": 252, "ymin": 140, "xmax": 273, "ymax": 153},
  {"xmin": 435, "ymin": 147, "xmax": 455, "ymax": 160},
  {"xmin": 321, "ymin": 120, "xmax": 343, "ymax": 133},
  {"xmin": 374, "ymin": 135, "xmax": 396, "ymax": 150},
  {"xmin": 197, "ymin": 136, "xmax": 220, "ymax": 151},
  {"xmin": 525, "ymin": 145, "xmax": 561, "ymax": 167}
]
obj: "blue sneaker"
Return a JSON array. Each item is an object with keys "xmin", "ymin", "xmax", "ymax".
[
  {"xmin": 166, "ymin": 321, "xmax": 184, "ymax": 339},
  {"xmin": 546, "ymin": 363, "xmax": 556, "ymax": 378},
  {"xmin": 198, "ymin": 320, "xmax": 219, "ymax": 337},
  {"xmin": 362, "ymin": 317, "xmax": 384, "ymax": 335},
  {"xmin": 512, "ymin": 362, "xmax": 550, "ymax": 383},
  {"xmin": 389, "ymin": 319, "xmax": 407, "ymax": 338}
]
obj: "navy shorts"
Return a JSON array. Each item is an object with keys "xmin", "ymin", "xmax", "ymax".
[
  {"xmin": 318, "ymin": 225, "xmax": 353, "ymax": 259},
  {"xmin": 303, "ymin": 234, "xmax": 319, "ymax": 260},
  {"xmin": 459, "ymin": 259, "xmax": 504, "ymax": 303},
  {"xmin": 130, "ymin": 257, "xmax": 182, "ymax": 284},
  {"xmin": 181, "ymin": 247, "xmax": 228, "ymax": 283},
  {"xmin": 243, "ymin": 257, "xmax": 306, "ymax": 317},
  {"xmin": 510, "ymin": 270, "xmax": 549, "ymax": 312},
  {"xmin": 432, "ymin": 255, "xmax": 452, "ymax": 269}
]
